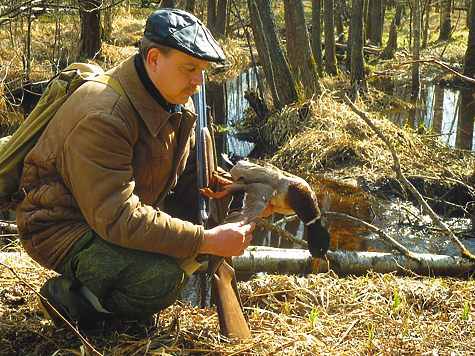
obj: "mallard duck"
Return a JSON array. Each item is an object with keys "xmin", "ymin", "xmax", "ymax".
[{"xmin": 202, "ymin": 156, "xmax": 331, "ymax": 259}]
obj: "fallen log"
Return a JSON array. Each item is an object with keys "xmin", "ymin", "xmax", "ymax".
[{"xmin": 194, "ymin": 247, "xmax": 475, "ymax": 277}]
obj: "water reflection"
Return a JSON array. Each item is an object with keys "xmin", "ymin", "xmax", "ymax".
[{"xmin": 386, "ymin": 83, "xmax": 475, "ymax": 150}]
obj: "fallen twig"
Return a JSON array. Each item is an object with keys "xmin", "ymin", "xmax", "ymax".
[
  {"xmin": 362, "ymin": 58, "xmax": 475, "ymax": 84},
  {"xmin": 344, "ymin": 94, "xmax": 475, "ymax": 261}
]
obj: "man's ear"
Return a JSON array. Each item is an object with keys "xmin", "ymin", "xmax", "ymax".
[{"xmin": 146, "ymin": 48, "xmax": 161, "ymax": 72}]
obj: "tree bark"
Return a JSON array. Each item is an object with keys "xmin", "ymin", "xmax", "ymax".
[
  {"xmin": 371, "ymin": 0, "xmax": 382, "ymax": 45},
  {"xmin": 379, "ymin": 18, "xmax": 397, "ymax": 59},
  {"xmin": 193, "ymin": 247, "xmax": 475, "ymax": 276},
  {"xmin": 324, "ymin": 0, "xmax": 339, "ymax": 76},
  {"xmin": 160, "ymin": 0, "xmax": 175, "ymax": 7},
  {"xmin": 335, "ymin": 0, "xmax": 345, "ymax": 42},
  {"xmin": 422, "ymin": 2, "xmax": 430, "ymax": 48},
  {"xmin": 365, "ymin": 0, "xmax": 372, "ymax": 41},
  {"xmin": 464, "ymin": 0, "xmax": 475, "ymax": 78},
  {"xmin": 438, "ymin": 0, "xmax": 452, "ymax": 41},
  {"xmin": 312, "ymin": 0, "xmax": 325, "ymax": 77},
  {"xmin": 349, "ymin": 0, "xmax": 366, "ymax": 89},
  {"xmin": 207, "ymin": 0, "xmax": 216, "ymax": 32},
  {"xmin": 395, "ymin": 3, "xmax": 403, "ymax": 26},
  {"xmin": 78, "ymin": 0, "xmax": 101, "ymax": 60},
  {"xmin": 185, "ymin": 0, "xmax": 195, "ymax": 13},
  {"xmin": 283, "ymin": 0, "xmax": 322, "ymax": 98},
  {"xmin": 248, "ymin": 0, "xmax": 281, "ymax": 110},
  {"xmin": 256, "ymin": 0, "xmax": 300, "ymax": 106},
  {"xmin": 412, "ymin": 0, "xmax": 421, "ymax": 92},
  {"xmin": 215, "ymin": 0, "xmax": 227, "ymax": 36}
]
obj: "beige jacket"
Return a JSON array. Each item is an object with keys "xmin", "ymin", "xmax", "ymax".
[{"xmin": 17, "ymin": 55, "xmax": 204, "ymax": 270}]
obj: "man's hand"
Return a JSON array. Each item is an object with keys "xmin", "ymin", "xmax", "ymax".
[{"xmin": 200, "ymin": 218, "xmax": 255, "ymax": 256}]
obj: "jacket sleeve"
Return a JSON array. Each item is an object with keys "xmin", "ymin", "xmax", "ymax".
[{"xmin": 58, "ymin": 109, "xmax": 204, "ymax": 261}]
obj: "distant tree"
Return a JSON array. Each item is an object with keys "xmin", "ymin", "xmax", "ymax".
[
  {"xmin": 379, "ymin": 18, "xmax": 398, "ymax": 59},
  {"xmin": 283, "ymin": 0, "xmax": 322, "ymax": 98},
  {"xmin": 438, "ymin": 0, "xmax": 451, "ymax": 41},
  {"xmin": 422, "ymin": 2, "xmax": 430, "ymax": 48},
  {"xmin": 463, "ymin": 0, "xmax": 475, "ymax": 77},
  {"xmin": 248, "ymin": 0, "xmax": 282, "ymax": 110},
  {"xmin": 184, "ymin": 0, "xmax": 195, "ymax": 13},
  {"xmin": 395, "ymin": 3, "xmax": 404, "ymax": 26},
  {"xmin": 349, "ymin": 0, "xmax": 366, "ymax": 91},
  {"xmin": 207, "ymin": 0, "xmax": 216, "ymax": 31},
  {"xmin": 256, "ymin": 0, "xmax": 300, "ymax": 105},
  {"xmin": 335, "ymin": 0, "xmax": 345, "ymax": 43},
  {"xmin": 365, "ymin": 0, "xmax": 372, "ymax": 41},
  {"xmin": 412, "ymin": 0, "xmax": 421, "ymax": 92},
  {"xmin": 160, "ymin": 0, "xmax": 175, "ymax": 7},
  {"xmin": 311, "ymin": 0, "xmax": 324, "ymax": 77},
  {"xmin": 78, "ymin": 0, "xmax": 101, "ymax": 59},
  {"xmin": 215, "ymin": 0, "xmax": 227, "ymax": 36},
  {"xmin": 371, "ymin": 0, "xmax": 382, "ymax": 45},
  {"xmin": 324, "ymin": 0, "xmax": 338, "ymax": 75}
]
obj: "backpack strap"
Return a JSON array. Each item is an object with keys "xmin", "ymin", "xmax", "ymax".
[{"xmin": 86, "ymin": 76, "xmax": 132, "ymax": 107}]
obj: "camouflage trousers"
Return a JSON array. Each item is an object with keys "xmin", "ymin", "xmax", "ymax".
[{"xmin": 55, "ymin": 230, "xmax": 189, "ymax": 319}]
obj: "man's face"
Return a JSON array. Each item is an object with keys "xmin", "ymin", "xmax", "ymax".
[{"xmin": 146, "ymin": 48, "xmax": 211, "ymax": 105}]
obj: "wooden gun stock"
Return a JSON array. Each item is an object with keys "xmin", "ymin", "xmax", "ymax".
[
  {"xmin": 195, "ymin": 97, "xmax": 251, "ymax": 340},
  {"xmin": 212, "ymin": 259, "xmax": 251, "ymax": 339}
]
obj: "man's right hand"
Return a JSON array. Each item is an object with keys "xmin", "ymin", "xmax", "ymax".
[{"xmin": 199, "ymin": 218, "xmax": 255, "ymax": 257}]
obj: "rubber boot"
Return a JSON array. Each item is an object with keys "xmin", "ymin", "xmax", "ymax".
[{"xmin": 38, "ymin": 276, "xmax": 114, "ymax": 330}]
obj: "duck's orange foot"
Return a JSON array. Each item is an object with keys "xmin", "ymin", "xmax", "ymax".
[
  {"xmin": 200, "ymin": 188, "xmax": 229, "ymax": 198},
  {"xmin": 213, "ymin": 173, "xmax": 234, "ymax": 185}
]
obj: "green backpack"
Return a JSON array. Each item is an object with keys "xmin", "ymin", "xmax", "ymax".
[{"xmin": 0, "ymin": 63, "xmax": 130, "ymax": 212}]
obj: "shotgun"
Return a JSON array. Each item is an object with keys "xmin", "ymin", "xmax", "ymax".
[{"xmin": 194, "ymin": 82, "xmax": 251, "ymax": 340}]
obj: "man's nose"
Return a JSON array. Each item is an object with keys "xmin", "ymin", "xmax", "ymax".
[{"xmin": 191, "ymin": 70, "xmax": 204, "ymax": 86}]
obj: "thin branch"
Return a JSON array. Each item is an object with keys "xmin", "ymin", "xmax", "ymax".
[
  {"xmin": 344, "ymin": 94, "xmax": 475, "ymax": 261},
  {"xmin": 255, "ymin": 217, "xmax": 308, "ymax": 249},
  {"xmin": 363, "ymin": 59, "xmax": 475, "ymax": 85},
  {"xmin": 324, "ymin": 211, "xmax": 421, "ymax": 263}
]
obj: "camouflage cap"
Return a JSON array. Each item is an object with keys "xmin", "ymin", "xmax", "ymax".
[{"xmin": 144, "ymin": 8, "xmax": 226, "ymax": 63}]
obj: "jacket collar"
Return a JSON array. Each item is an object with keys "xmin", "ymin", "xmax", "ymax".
[{"xmin": 113, "ymin": 55, "xmax": 197, "ymax": 137}]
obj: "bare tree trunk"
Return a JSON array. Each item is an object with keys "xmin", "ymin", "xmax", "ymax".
[
  {"xmin": 78, "ymin": 0, "xmax": 102, "ymax": 60},
  {"xmin": 284, "ymin": 0, "xmax": 322, "ymax": 98},
  {"xmin": 349, "ymin": 0, "xmax": 366, "ymax": 90},
  {"xmin": 456, "ymin": 89, "xmax": 475, "ymax": 150},
  {"xmin": 185, "ymin": 0, "xmax": 195, "ymax": 13},
  {"xmin": 256, "ymin": 0, "xmax": 300, "ymax": 106},
  {"xmin": 413, "ymin": 0, "xmax": 421, "ymax": 92},
  {"xmin": 335, "ymin": 0, "xmax": 345, "ymax": 42},
  {"xmin": 248, "ymin": 0, "xmax": 281, "ymax": 110},
  {"xmin": 324, "ymin": 0, "xmax": 338, "ymax": 75},
  {"xmin": 371, "ymin": 0, "xmax": 382, "ymax": 45},
  {"xmin": 464, "ymin": 0, "xmax": 475, "ymax": 78},
  {"xmin": 395, "ymin": 3, "xmax": 403, "ymax": 26},
  {"xmin": 379, "ymin": 18, "xmax": 398, "ymax": 59},
  {"xmin": 160, "ymin": 0, "xmax": 175, "ymax": 7},
  {"xmin": 438, "ymin": 0, "xmax": 452, "ymax": 41},
  {"xmin": 215, "ymin": 0, "xmax": 226, "ymax": 36},
  {"xmin": 422, "ymin": 1, "xmax": 430, "ymax": 48},
  {"xmin": 207, "ymin": 0, "xmax": 216, "ymax": 32},
  {"xmin": 312, "ymin": 0, "xmax": 324, "ymax": 77},
  {"xmin": 365, "ymin": 0, "xmax": 372, "ymax": 41},
  {"xmin": 103, "ymin": 1, "xmax": 113, "ymax": 43}
]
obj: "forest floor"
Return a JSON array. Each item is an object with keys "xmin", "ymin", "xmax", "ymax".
[{"xmin": 1, "ymin": 5, "xmax": 475, "ymax": 356}]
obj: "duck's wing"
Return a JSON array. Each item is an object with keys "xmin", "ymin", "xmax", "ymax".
[{"xmin": 225, "ymin": 182, "xmax": 276, "ymax": 223}]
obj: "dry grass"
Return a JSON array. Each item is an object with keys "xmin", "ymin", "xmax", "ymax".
[
  {"xmin": 1, "ymin": 247, "xmax": 475, "ymax": 355},
  {"xmin": 257, "ymin": 92, "xmax": 475, "ymax": 188}
]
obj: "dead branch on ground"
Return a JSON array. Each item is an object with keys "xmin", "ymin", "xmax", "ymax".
[{"xmin": 344, "ymin": 94, "xmax": 475, "ymax": 261}]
